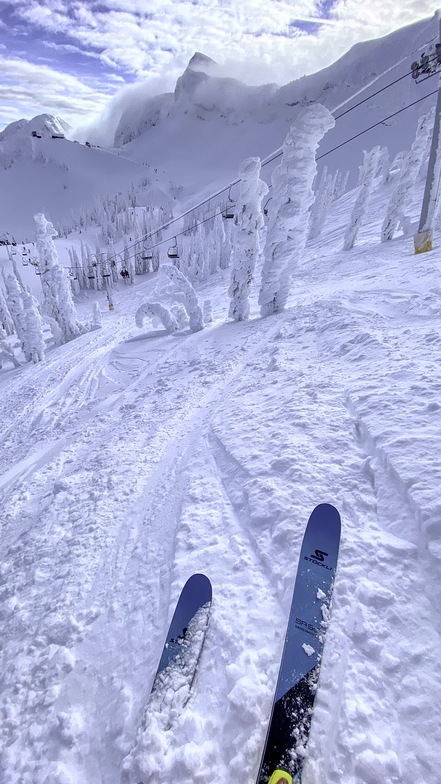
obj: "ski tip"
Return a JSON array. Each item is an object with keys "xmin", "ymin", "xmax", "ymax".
[
  {"xmin": 310, "ymin": 503, "xmax": 341, "ymax": 525},
  {"xmin": 183, "ymin": 573, "xmax": 212, "ymax": 600}
]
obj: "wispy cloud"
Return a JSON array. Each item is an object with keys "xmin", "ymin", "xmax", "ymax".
[{"xmin": 0, "ymin": 0, "xmax": 437, "ymax": 131}]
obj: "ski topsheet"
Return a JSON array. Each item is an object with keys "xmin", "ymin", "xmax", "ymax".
[
  {"xmin": 256, "ymin": 504, "xmax": 341, "ymax": 784},
  {"xmin": 123, "ymin": 574, "xmax": 212, "ymax": 782},
  {"xmin": 151, "ymin": 572, "xmax": 212, "ymax": 709}
]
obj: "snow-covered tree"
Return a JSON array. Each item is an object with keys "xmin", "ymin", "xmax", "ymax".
[
  {"xmin": 135, "ymin": 301, "xmax": 178, "ymax": 333},
  {"xmin": 92, "ymin": 302, "xmax": 102, "ymax": 329},
  {"xmin": 228, "ymin": 157, "xmax": 268, "ymax": 322},
  {"xmin": 308, "ymin": 165, "xmax": 334, "ymax": 240},
  {"xmin": 343, "ymin": 146, "xmax": 381, "ymax": 250},
  {"xmin": 34, "ymin": 213, "xmax": 84, "ymax": 341},
  {"xmin": 5, "ymin": 273, "xmax": 26, "ymax": 348},
  {"xmin": 22, "ymin": 292, "xmax": 45, "ymax": 363},
  {"xmin": 203, "ymin": 299, "xmax": 213, "ymax": 323},
  {"xmin": 161, "ymin": 265, "xmax": 204, "ymax": 332},
  {"xmin": 382, "ymin": 108, "xmax": 434, "ymax": 241},
  {"xmin": 377, "ymin": 146, "xmax": 391, "ymax": 185},
  {"xmin": 0, "ymin": 286, "xmax": 14, "ymax": 335},
  {"xmin": 259, "ymin": 104, "xmax": 335, "ymax": 317}
]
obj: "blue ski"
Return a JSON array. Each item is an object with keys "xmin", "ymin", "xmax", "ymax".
[{"xmin": 256, "ymin": 504, "xmax": 341, "ymax": 784}]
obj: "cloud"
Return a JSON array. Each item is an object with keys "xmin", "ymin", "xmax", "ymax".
[{"xmin": 0, "ymin": 0, "xmax": 438, "ymax": 131}]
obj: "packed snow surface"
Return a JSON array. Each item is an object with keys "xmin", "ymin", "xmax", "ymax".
[{"xmin": 1, "ymin": 166, "xmax": 441, "ymax": 784}]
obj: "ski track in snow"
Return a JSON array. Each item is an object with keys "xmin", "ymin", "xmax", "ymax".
[{"xmin": 1, "ymin": 176, "xmax": 441, "ymax": 784}]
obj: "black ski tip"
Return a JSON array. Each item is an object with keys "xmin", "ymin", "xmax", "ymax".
[
  {"xmin": 309, "ymin": 503, "xmax": 341, "ymax": 529},
  {"xmin": 183, "ymin": 573, "xmax": 212, "ymax": 602}
]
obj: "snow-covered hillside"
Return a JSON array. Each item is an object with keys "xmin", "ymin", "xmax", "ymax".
[
  {"xmin": 1, "ymin": 140, "xmax": 441, "ymax": 783},
  {"xmin": 1, "ymin": 11, "xmax": 441, "ymax": 784}
]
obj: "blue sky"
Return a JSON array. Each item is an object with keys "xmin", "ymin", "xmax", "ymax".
[{"xmin": 0, "ymin": 0, "xmax": 437, "ymax": 132}]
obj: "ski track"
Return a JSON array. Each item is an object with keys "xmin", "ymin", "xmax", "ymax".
[{"xmin": 2, "ymin": 177, "xmax": 441, "ymax": 783}]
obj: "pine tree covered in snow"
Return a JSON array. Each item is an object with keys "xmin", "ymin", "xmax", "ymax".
[
  {"xmin": 308, "ymin": 165, "xmax": 334, "ymax": 240},
  {"xmin": 5, "ymin": 273, "xmax": 26, "ymax": 348},
  {"xmin": 382, "ymin": 108, "xmax": 435, "ymax": 241},
  {"xmin": 22, "ymin": 292, "xmax": 45, "ymax": 363},
  {"xmin": 0, "ymin": 285, "xmax": 14, "ymax": 335},
  {"xmin": 34, "ymin": 213, "xmax": 84, "ymax": 342},
  {"xmin": 228, "ymin": 157, "xmax": 268, "ymax": 322},
  {"xmin": 343, "ymin": 146, "xmax": 382, "ymax": 250},
  {"xmin": 259, "ymin": 104, "xmax": 335, "ymax": 317}
]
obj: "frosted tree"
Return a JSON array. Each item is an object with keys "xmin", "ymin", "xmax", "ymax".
[
  {"xmin": 377, "ymin": 146, "xmax": 391, "ymax": 184},
  {"xmin": 203, "ymin": 299, "xmax": 213, "ymax": 323},
  {"xmin": 161, "ymin": 265, "xmax": 204, "ymax": 332},
  {"xmin": 34, "ymin": 213, "xmax": 84, "ymax": 341},
  {"xmin": 334, "ymin": 169, "xmax": 350, "ymax": 200},
  {"xmin": 308, "ymin": 165, "xmax": 334, "ymax": 240},
  {"xmin": 382, "ymin": 109, "xmax": 434, "ymax": 241},
  {"xmin": 92, "ymin": 302, "xmax": 102, "ymax": 329},
  {"xmin": 22, "ymin": 292, "xmax": 45, "ymax": 363},
  {"xmin": 135, "ymin": 301, "xmax": 178, "ymax": 333},
  {"xmin": 5, "ymin": 273, "xmax": 26, "ymax": 348},
  {"xmin": 259, "ymin": 104, "xmax": 335, "ymax": 317},
  {"xmin": 343, "ymin": 146, "xmax": 381, "ymax": 250},
  {"xmin": 0, "ymin": 286, "xmax": 14, "ymax": 335},
  {"xmin": 228, "ymin": 157, "xmax": 268, "ymax": 321}
]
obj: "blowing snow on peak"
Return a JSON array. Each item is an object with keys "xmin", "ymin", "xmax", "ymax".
[{"xmin": 1, "ymin": 9, "xmax": 441, "ymax": 784}]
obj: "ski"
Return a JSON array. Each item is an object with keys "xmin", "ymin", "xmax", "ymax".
[
  {"xmin": 256, "ymin": 503, "xmax": 341, "ymax": 784},
  {"xmin": 150, "ymin": 572, "xmax": 212, "ymax": 711},
  {"xmin": 123, "ymin": 574, "xmax": 212, "ymax": 783}
]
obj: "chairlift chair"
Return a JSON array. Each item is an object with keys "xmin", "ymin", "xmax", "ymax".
[
  {"xmin": 141, "ymin": 248, "xmax": 154, "ymax": 260},
  {"xmin": 263, "ymin": 197, "xmax": 272, "ymax": 216},
  {"xmin": 167, "ymin": 239, "xmax": 179, "ymax": 259},
  {"xmin": 22, "ymin": 257, "xmax": 29, "ymax": 266}
]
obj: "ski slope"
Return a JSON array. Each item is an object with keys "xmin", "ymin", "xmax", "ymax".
[{"xmin": 1, "ymin": 169, "xmax": 441, "ymax": 784}]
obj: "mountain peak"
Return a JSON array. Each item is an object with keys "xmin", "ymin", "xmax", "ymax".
[{"xmin": 187, "ymin": 52, "xmax": 217, "ymax": 73}]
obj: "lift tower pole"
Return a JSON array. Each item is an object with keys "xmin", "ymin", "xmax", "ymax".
[{"xmin": 415, "ymin": 13, "xmax": 441, "ymax": 253}]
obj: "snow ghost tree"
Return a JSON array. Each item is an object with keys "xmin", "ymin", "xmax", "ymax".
[
  {"xmin": 5, "ymin": 273, "xmax": 26, "ymax": 349},
  {"xmin": 343, "ymin": 146, "xmax": 381, "ymax": 250},
  {"xmin": 161, "ymin": 265, "xmax": 204, "ymax": 332},
  {"xmin": 259, "ymin": 104, "xmax": 335, "ymax": 317},
  {"xmin": 228, "ymin": 157, "xmax": 268, "ymax": 321},
  {"xmin": 22, "ymin": 292, "xmax": 45, "ymax": 363},
  {"xmin": 0, "ymin": 285, "xmax": 15, "ymax": 336},
  {"xmin": 381, "ymin": 108, "xmax": 435, "ymax": 241},
  {"xmin": 34, "ymin": 213, "xmax": 85, "ymax": 342},
  {"xmin": 308, "ymin": 165, "xmax": 334, "ymax": 240}
]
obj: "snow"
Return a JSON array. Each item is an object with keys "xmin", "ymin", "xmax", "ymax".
[{"xmin": 1, "ymin": 14, "xmax": 441, "ymax": 784}]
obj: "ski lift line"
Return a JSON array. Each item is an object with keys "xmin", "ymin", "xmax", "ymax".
[
  {"xmin": 317, "ymin": 88, "xmax": 438, "ymax": 162},
  {"xmin": 68, "ymin": 86, "xmax": 436, "ymax": 276},
  {"xmin": 64, "ymin": 47, "xmax": 435, "ymax": 275},
  {"xmin": 66, "ymin": 205, "xmax": 229, "ymax": 274}
]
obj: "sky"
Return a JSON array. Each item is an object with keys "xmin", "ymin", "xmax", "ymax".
[{"xmin": 0, "ymin": 0, "xmax": 438, "ymax": 136}]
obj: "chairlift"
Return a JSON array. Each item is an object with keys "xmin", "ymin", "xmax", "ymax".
[
  {"xmin": 263, "ymin": 197, "xmax": 272, "ymax": 216},
  {"xmin": 88, "ymin": 269, "xmax": 96, "ymax": 280},
  {"xmin": 22, "ymin": 257, "xmax": 29, "ymax": 267},
  {"xmin": 141, "ymin": 247, "xmax": 154, "ymax": 260},
  {"xmin": 167, "ymin": 238, "xmax": 179, "ymax": 259},
  {"xmin": 222, "ymin": 185, "xmax": 236, "ymax": 220}
]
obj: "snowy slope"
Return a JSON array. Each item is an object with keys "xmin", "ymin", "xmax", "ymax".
[
  {"xmin": 1, "ymin": 161, "xmax": 441, "ymax": 784},
  {"xmin": 0, "ymin": 116, "xmax": 168, "ymax": 240}
]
